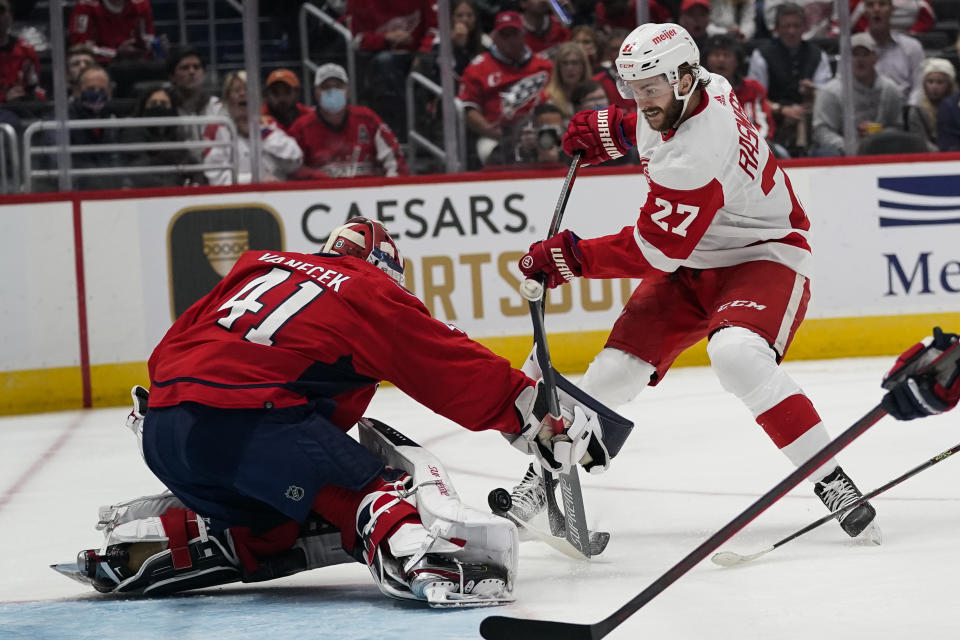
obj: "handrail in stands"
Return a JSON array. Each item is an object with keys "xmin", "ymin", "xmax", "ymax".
[
  {"xmin": 22, "ymin": 115, "xmax": 240, "ymax": 191},
  {"xmin": 0, "ymin": 123, "xmax": 19, "ymax": 194},
  {"xmin": 405, "ymin": 71, "xmax": 467, "ymax": 174},
  {"xmin": 298, "ymin": 4, "xmax": 357, "ymax": 106}
]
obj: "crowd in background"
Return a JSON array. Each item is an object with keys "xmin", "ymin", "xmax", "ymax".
[{"xmin": 0, "ymin": 0, "xmax": 959, "ymax": 191}]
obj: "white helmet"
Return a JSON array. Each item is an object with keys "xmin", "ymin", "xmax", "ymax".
[{"xmin": 614, "ymin": 23, "xmax": 706, "ymax": 99}]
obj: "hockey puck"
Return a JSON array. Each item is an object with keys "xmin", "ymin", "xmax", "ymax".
[{"xmin": 487, "ymin": 488, "xmax": 512, "ymax": 515}]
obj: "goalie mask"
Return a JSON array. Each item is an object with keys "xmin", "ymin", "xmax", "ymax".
[{"xmin": 323, "ymin": 217, "xmax": 406, "ymax": 287}]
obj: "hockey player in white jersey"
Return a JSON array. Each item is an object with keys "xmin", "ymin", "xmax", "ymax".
[{"xmin": 514, "ymin": 22, "xmax": 880, "ymax": 541}]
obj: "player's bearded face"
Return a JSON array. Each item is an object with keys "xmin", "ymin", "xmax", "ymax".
[{"xmin": 628, "ymin": 76, "xmax": 682, "ymax": 132}]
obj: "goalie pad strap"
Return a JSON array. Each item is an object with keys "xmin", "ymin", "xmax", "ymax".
[{"xmin": 159, "ymin": 508, "xmax": 197, "ymax": 570}]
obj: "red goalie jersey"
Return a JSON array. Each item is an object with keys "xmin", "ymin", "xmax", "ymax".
[
  {"xmin": 578, "ymin": 73, "xmax": 810, "ymax": 280},
  {"xmin": 148, "ymin": 250, "xmax": 529, "ymax": 435}
]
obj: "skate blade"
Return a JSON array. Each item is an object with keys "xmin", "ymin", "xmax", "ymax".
[
  {"xmin": 853, "ymin": 520, "xmax": 882, "ymax": 546},
  {"xmin": 51, "ymin": 562, "xmax": 96, "ymax": 587},
  {"xmin": 425, "ymin": 583, "xmax": 514, "ymax": 609}
]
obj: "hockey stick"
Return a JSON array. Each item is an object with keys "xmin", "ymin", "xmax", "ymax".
[
  {"xmin": 481, "ymin": 340, "xmax": 960, "ymax": 639},
  {"xmin": 480, "ymin": 404, "xmax": 889, "ymax": 640},
  {"xmin": 524, "ymin": 151, "xmax": 606, "ymax": 558},
  {"xmin": 713, "ymin": 439, "xmax": 960, "ymax": 567}
]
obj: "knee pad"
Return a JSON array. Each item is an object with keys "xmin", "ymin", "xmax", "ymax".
[
  {"xmin": 579, "ymin": 348, "xmax": 655, "ymax": 408},
  {"xmin": 708, "ymin": 327, "xmax": 800, "ymax": 415}
]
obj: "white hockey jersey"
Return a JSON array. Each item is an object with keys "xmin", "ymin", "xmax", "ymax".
[{"xmin": 577, "ymin": 73, "xmax": 812, "ymax": 279}]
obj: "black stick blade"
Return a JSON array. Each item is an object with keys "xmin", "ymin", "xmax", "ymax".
[{"xmin": 480, "ymin": 616, "xmax": 596, "ymax": 640}]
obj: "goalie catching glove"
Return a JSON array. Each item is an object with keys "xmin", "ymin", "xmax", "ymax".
[
  {"xmin": 881, "ymin": 327, "xmax": 960, "ymax": 421},
  {"xmin": 562, "ymin": 106, "xmax": 636, "ymax": 166},
  {"xmin": 509, "ymin": 380, "xmax": 609, "ymax": 474}
]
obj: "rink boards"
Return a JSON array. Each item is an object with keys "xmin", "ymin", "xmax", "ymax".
[{"xmin": 1, "ymin": 154, "xmax": 959, "ymax": 414}]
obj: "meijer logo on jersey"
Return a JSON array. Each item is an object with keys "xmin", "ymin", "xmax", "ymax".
[{"xmin": 652, "ymin": 29, "xmax": 678, "ymax": 45}]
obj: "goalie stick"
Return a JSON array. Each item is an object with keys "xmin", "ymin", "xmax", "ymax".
[
  {"xmin": 479, "ymin": 337, "xmax": 960, "ymax": 640},
  {"xmin": 712, "ymin": 439, "xmax": 960, "ymax": 567}
]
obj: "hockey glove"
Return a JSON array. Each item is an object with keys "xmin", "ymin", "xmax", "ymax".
[
  {"xmin": 881, "ymin": 327, "xmax": 960, "ymax": 421},
  {"xmin": 519, "ymin": 230, "xmax": 583, "ymax": 289},
  {"xmin": 562, "ymin": 106, "xmax": 635, "ymax": 166}
]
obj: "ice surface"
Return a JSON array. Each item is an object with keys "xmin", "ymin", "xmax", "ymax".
[{"xmin": 1, "ymin": 358, "xmax": 958, "ymax": 639}]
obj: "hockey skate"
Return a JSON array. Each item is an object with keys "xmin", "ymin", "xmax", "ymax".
[
  {"xmin": 406, "ymin": 555, "xmax": 508, "ymax": 607},
  {"xmin": 814, "ymin": 466, "xmax": 881, "ymax": 544},
  {"xmin": 507, "ymin": 463, "xmax": 548, "ymax": 540}
]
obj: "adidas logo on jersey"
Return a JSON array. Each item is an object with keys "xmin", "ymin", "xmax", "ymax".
[{"xmin": 596, "ymin": 110, "xmax": 624, "ymax": 160}]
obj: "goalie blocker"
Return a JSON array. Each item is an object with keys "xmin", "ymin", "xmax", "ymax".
[{"xmin": 53, "ymin": 418, "xmax": 518, "ymax": 608}]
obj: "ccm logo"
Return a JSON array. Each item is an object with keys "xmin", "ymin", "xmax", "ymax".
[
  {"xmin": 652, "ymin": 29, "xmax": 678, "ymax": 45},
  {"xmin": 717, "ymin": 299, "xmax": 767, "ymax": 312}
]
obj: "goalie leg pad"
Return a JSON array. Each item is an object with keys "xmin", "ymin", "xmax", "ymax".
[{"xmin": 357, "ymin": 418, "xmax": 518, "ymax": 607}]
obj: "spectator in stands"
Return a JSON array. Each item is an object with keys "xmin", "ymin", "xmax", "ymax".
[
  {"xmin": 571, "ymin": 79, "xmax": 609, "ymax": 111},
  {"xmin": 166, "ymin": 46, "xmax": 221, "ymax": 161},
  {"xmin": 202, "ymin": 70, "xmax": 303, "ymax": 185},
  {"xmin": 593, "ymin": 0, "xmax": 672, "ymax": 32},
  {"xmin": 705, "ymin": 0, "xmax": 756, "ymax": 40},
  {"xmin": 592, "ymin": 28, "xmax": 635, "ymax": 113},
  {"xmin": 68, "ymin": 0, "xmax": 158, "ymax": 62},
  {"xmin": 345, "ymin": 0, "xmax": 438, "ymax": 139},
  {"xmin": 851, "ymin": 0, "xmax": 935, "ymax": 35},
  {"xmin": 458, "ymin": 10, "xmax": 553, "ymax": 165},
  {"xmin": 520, "ymin": 0, "xmax": 570, "ymax": 54},
  {"xmin": 907, "ymin": 57, "xmax": 956, "ymax": 150},
  {"xmin": 509, "ymin": 102, "xmax": 567, "ymax": 166},
  {"xmin": 763, "ymin": 0, "xmax": 836, "ymax": 40},
  {"xmin": 120, "ymin": 84, "xmax": 204, "ymax": 188},
  {"xmin": 288, "ymin": 63, "xmax": 407, "ymax": 179},
  {"xmin": 67, "ymin": 45, "xmax": 97, "ymax": 92},
  {"xmin": 937, "ymin": 85, "xmax": 960, "ymax": 151},
  {"xmin": 544, "ymin": 41, "xmax": 591, "ymax": 119},
  {"xmin": 66, "ymin": 65, "xmax": 123, "ymax": 190},
  {"xmin": 811, "ymin": 32, "xmax": 904, "ymax": 155},
  {"xmin": 0, "ymin": 0, "xmax": 44, "ymax": 104},
  {"xmin": 704, "ymin": 34, "xmax": 778, "ymax": 151},
  {"xmin": 262, "ymin": 69, "xmax": 310, "ymax": 134},
  {"xmin": 345, "ymin": 0, "xmax": 437, "ymax": 53},
  {"xmin": 416, "ymin": 0, "xmax": 487, "ymax": 78},
  {"xmin": 571, "ymin": 25, "xmax": 602, "ymax": 74},
  {"xmin": 679, "ymin": 0, "xmax": 711, "ymax": 49},
  {"xmin": 862, "ymin": 0, "xmax": 924, "ymax": 105},
  {"xmin": 748, "ymin": 2, "xmax": 832, "ymax": 156}
]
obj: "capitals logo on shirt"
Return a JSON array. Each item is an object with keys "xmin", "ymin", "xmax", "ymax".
[{"xmin": 499, "ymin": 71, "xmax": 549, "ymax": 120}]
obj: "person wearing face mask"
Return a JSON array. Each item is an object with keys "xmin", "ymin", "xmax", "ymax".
[
  {"xmin": 54, "ymin": 64, "xmax": 123, "ymax": 190},
  {"xmin": 120, "ymin": 84, "xmax": 205, "ymax": 187},
  {"xmin": 289, "ymin": 63, "xmax": 408, "ymax": 179}
]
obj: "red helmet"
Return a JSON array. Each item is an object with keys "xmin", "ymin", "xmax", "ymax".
[{"xmin": 322, "ymin": 217, "xmax": 406, "ymax": 286}]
